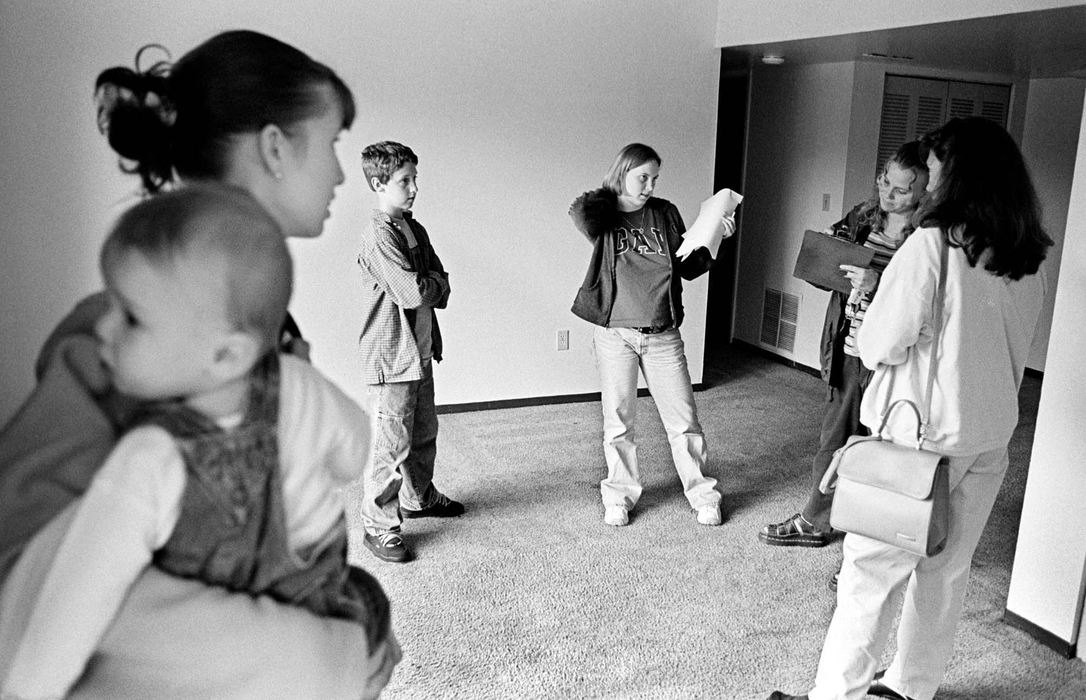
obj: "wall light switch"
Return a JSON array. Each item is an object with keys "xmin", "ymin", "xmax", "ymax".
[{"xmin": 822, "ymin": 193, "xmax": 831, "ymax": 212}]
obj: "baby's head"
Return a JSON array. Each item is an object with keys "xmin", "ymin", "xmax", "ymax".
[{"xmin": 96, "ymin": 185, "xmax": 291, "ymax": 402}]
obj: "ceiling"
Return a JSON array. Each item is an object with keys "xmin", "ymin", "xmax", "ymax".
[{"xmin": 721, "ymin": 5, "xmax": 1086, "ymax": 79}]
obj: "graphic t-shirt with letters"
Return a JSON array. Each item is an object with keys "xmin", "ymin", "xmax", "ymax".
[{"xmin": 607, "ymin": 206, "xmax": 672, "ymax": 329}]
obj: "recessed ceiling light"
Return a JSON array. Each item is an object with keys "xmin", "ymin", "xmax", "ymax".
[{"xmin": 761, "ymin": 54, "xmax": 785, "ymax": 65}]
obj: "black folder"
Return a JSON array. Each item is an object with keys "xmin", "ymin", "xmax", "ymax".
[{"xmin": 792, "ymin": 229, "xmax": 875, "ymax": 293}]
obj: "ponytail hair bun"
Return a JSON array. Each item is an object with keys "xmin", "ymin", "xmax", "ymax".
[
  {"xmin": 94, "ymin": 45, "xmax": 176, "ymax": 193},
  {"xmin": 95, "ymin": 31, "xmax": 356, "ymax": 194}
]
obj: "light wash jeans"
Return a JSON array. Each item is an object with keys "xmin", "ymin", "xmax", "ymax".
[
  {"xmin": 592, "ymin": 326, "xmax": 721, "ymax": 510},
  {"xmin": 809, "ymin": 447, "xmax": 1009, "ymax": 700},
  {"xmin": 358, "ymin": 360, "xmax": 440, "ymax": 535}
]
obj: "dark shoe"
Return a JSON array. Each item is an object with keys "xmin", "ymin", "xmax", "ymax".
[
  {"xmin": 400, "ymin": 492, "xmax": 465, "ymax": 519},
  {"xmin": 869, "ymin": 670, "xmax": 914, "ymax": 700},
  {"xmin": 759, "ymin": 513, "xmax": 833, "ymax": 547},
  {"xmin": 364, "ymin": 531, "xmax": 412, "ymax": 563},
  {"xmin": 767, "ymin": 692, "xmax": 808, "ymax": 700},
  {"xmin": 829, "ymin": 570, "xmax": 840, "ymax": 592},
  {"xmin": 401, "ymin": 490, "xmax": 464, "ymax": 518}
]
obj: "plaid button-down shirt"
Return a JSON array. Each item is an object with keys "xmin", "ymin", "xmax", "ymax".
[{"xmin": 356, "ymin": 210, "xmax": 450, "ymax": 384}]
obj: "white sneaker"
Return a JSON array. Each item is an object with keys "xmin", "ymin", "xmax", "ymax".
[
  {"xmin": 696, "ymin": 504, "xmax": 722, "ymax": 526},
  {"xmin": 604, "ymin": 505, "xmax": 629, "ymax": 526}
]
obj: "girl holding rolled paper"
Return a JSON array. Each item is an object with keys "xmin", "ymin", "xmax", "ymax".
[
  {"xmin": 769, "ymin": 118, "xmax": 1052, "ymax": 700},
  {"xmin": 568, "ymin": 142, "xmax": 740, "ymax": 528}
]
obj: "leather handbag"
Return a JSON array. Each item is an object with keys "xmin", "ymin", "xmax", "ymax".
[
  {"xmin": 821, "ymin": 401, "xmax": 950, "ymax": 556},
  {"xmin": 819, "ymin": 238, "xmax": 951, "ymax": 557}
]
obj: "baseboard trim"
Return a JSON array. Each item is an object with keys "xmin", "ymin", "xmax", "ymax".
[
  {"xmin": 436, "ymin": 384, "xmax": 708, "ymax": 415},
  {"xmin": 731, "ymin": 339, "xmax": 820, "ymax": 379},
  {"xmin": 1003, "ymin": 609, "xmax": 1077, "ymax": 659},
  {"xmin": 437, "ymin": 391, "xmax": 600, "ymax": 415},
  {"xmin": 724, "ymin": 340, "xmax": 1051, "ymax": 385}
]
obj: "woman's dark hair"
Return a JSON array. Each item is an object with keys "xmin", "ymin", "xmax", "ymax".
[
  {"xmin": 95, "ymin": 30, "xmax": 356, "ymax": 193},
  {"xmin": 918, "ymin": 117, "xmax": 1052, "ymax": 280}
]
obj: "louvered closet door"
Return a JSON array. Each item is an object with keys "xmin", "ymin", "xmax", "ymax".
[
  {"xmin": 947, "ymin": 81, "xmax": 1011, "ymax": 124},
  {"xmin": 875, "ymin": 74, "xmax": 1010, "ymax": 176}
]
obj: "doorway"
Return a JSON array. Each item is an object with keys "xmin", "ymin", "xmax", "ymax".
[{"xmin": 704, "ymin": 59, "xmax": 749, "ymax": 381}]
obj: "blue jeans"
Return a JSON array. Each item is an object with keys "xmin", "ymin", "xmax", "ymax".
[
  {"xmin": 359, "ymin": 361, "xmax": 439, "ymax": 534},
  {"xmin": 592, "ymin": 326, "xmax": 721, "ymax": 510}
]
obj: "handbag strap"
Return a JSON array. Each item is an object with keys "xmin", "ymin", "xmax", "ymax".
[{"xmin": 878, "ymin": 234, "xmax": 948, "ymax": 447}]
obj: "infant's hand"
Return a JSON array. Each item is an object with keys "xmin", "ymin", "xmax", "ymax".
[
  {"xmin": 361, "ymin": 634, "xmax": 403, "ymax": 700},
  {"xmin": 838, "ymin": 265, "xmax": 877, "ymax": 293},
  {"xmin": 63, "ymin": 335, "xmax": 113, "ymax": 395}
]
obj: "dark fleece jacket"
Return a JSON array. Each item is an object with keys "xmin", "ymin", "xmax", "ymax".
[{"xmin": 568, "ymin": 187, "xmax": 712, "ymax": 328}]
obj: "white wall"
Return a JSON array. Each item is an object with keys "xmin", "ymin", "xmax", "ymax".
[
  {"xmin": 0, "ymin": 0, "xmax": 722, "ymax": 424},
  {"xmin": 1006, "ymin": 88, "xmax": 1086, "ymax": 648},
  {"xmin": 732, "ymin": 61, "xmax": 855, "ymax": 366},
  {"xmin": 1020, "ymin": 78, "xmax": 1085, "ymax": 371},
  {"xmin": 715, "ymin": 0, "xmax": 1084, "ymax": 46}
]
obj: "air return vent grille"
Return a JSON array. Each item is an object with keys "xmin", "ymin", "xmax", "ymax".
[{"xmin": 760, "ymin": 288, "xmax": 799, "ymax": 352}]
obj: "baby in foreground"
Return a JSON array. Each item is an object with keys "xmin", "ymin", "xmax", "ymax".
[{"xmin": 1, "ymin": 185, "xmax": 394, "ymax": 699}]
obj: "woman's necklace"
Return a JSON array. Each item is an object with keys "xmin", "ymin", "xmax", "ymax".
[{"xmin": 621, "ymin": 207, "xmax": 646, "ymax": 231}]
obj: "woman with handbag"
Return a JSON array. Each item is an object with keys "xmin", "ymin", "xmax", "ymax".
[{"xmin": 769, "ymin": 117, "xmax": 1053, "ymax": 700}]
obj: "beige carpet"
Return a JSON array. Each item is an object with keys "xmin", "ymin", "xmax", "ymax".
[{"xmin": 346, "ymin": 344, "xmax": 1086, "ymax": 699}]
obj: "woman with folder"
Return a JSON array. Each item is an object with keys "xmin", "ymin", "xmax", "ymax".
[{"xmin": 759, "ymin": 141, "xmax": 928, "ymax": 554}]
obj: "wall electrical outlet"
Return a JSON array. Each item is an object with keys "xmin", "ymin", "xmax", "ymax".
[{"xmin": 556, "ymin": 329, "xmax": 570, "ymax": 351}]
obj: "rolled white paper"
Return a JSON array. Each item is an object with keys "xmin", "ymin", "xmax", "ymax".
[{"xmin": 674, "ymin": 188, "xmax": 744, "ymax": 260}]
